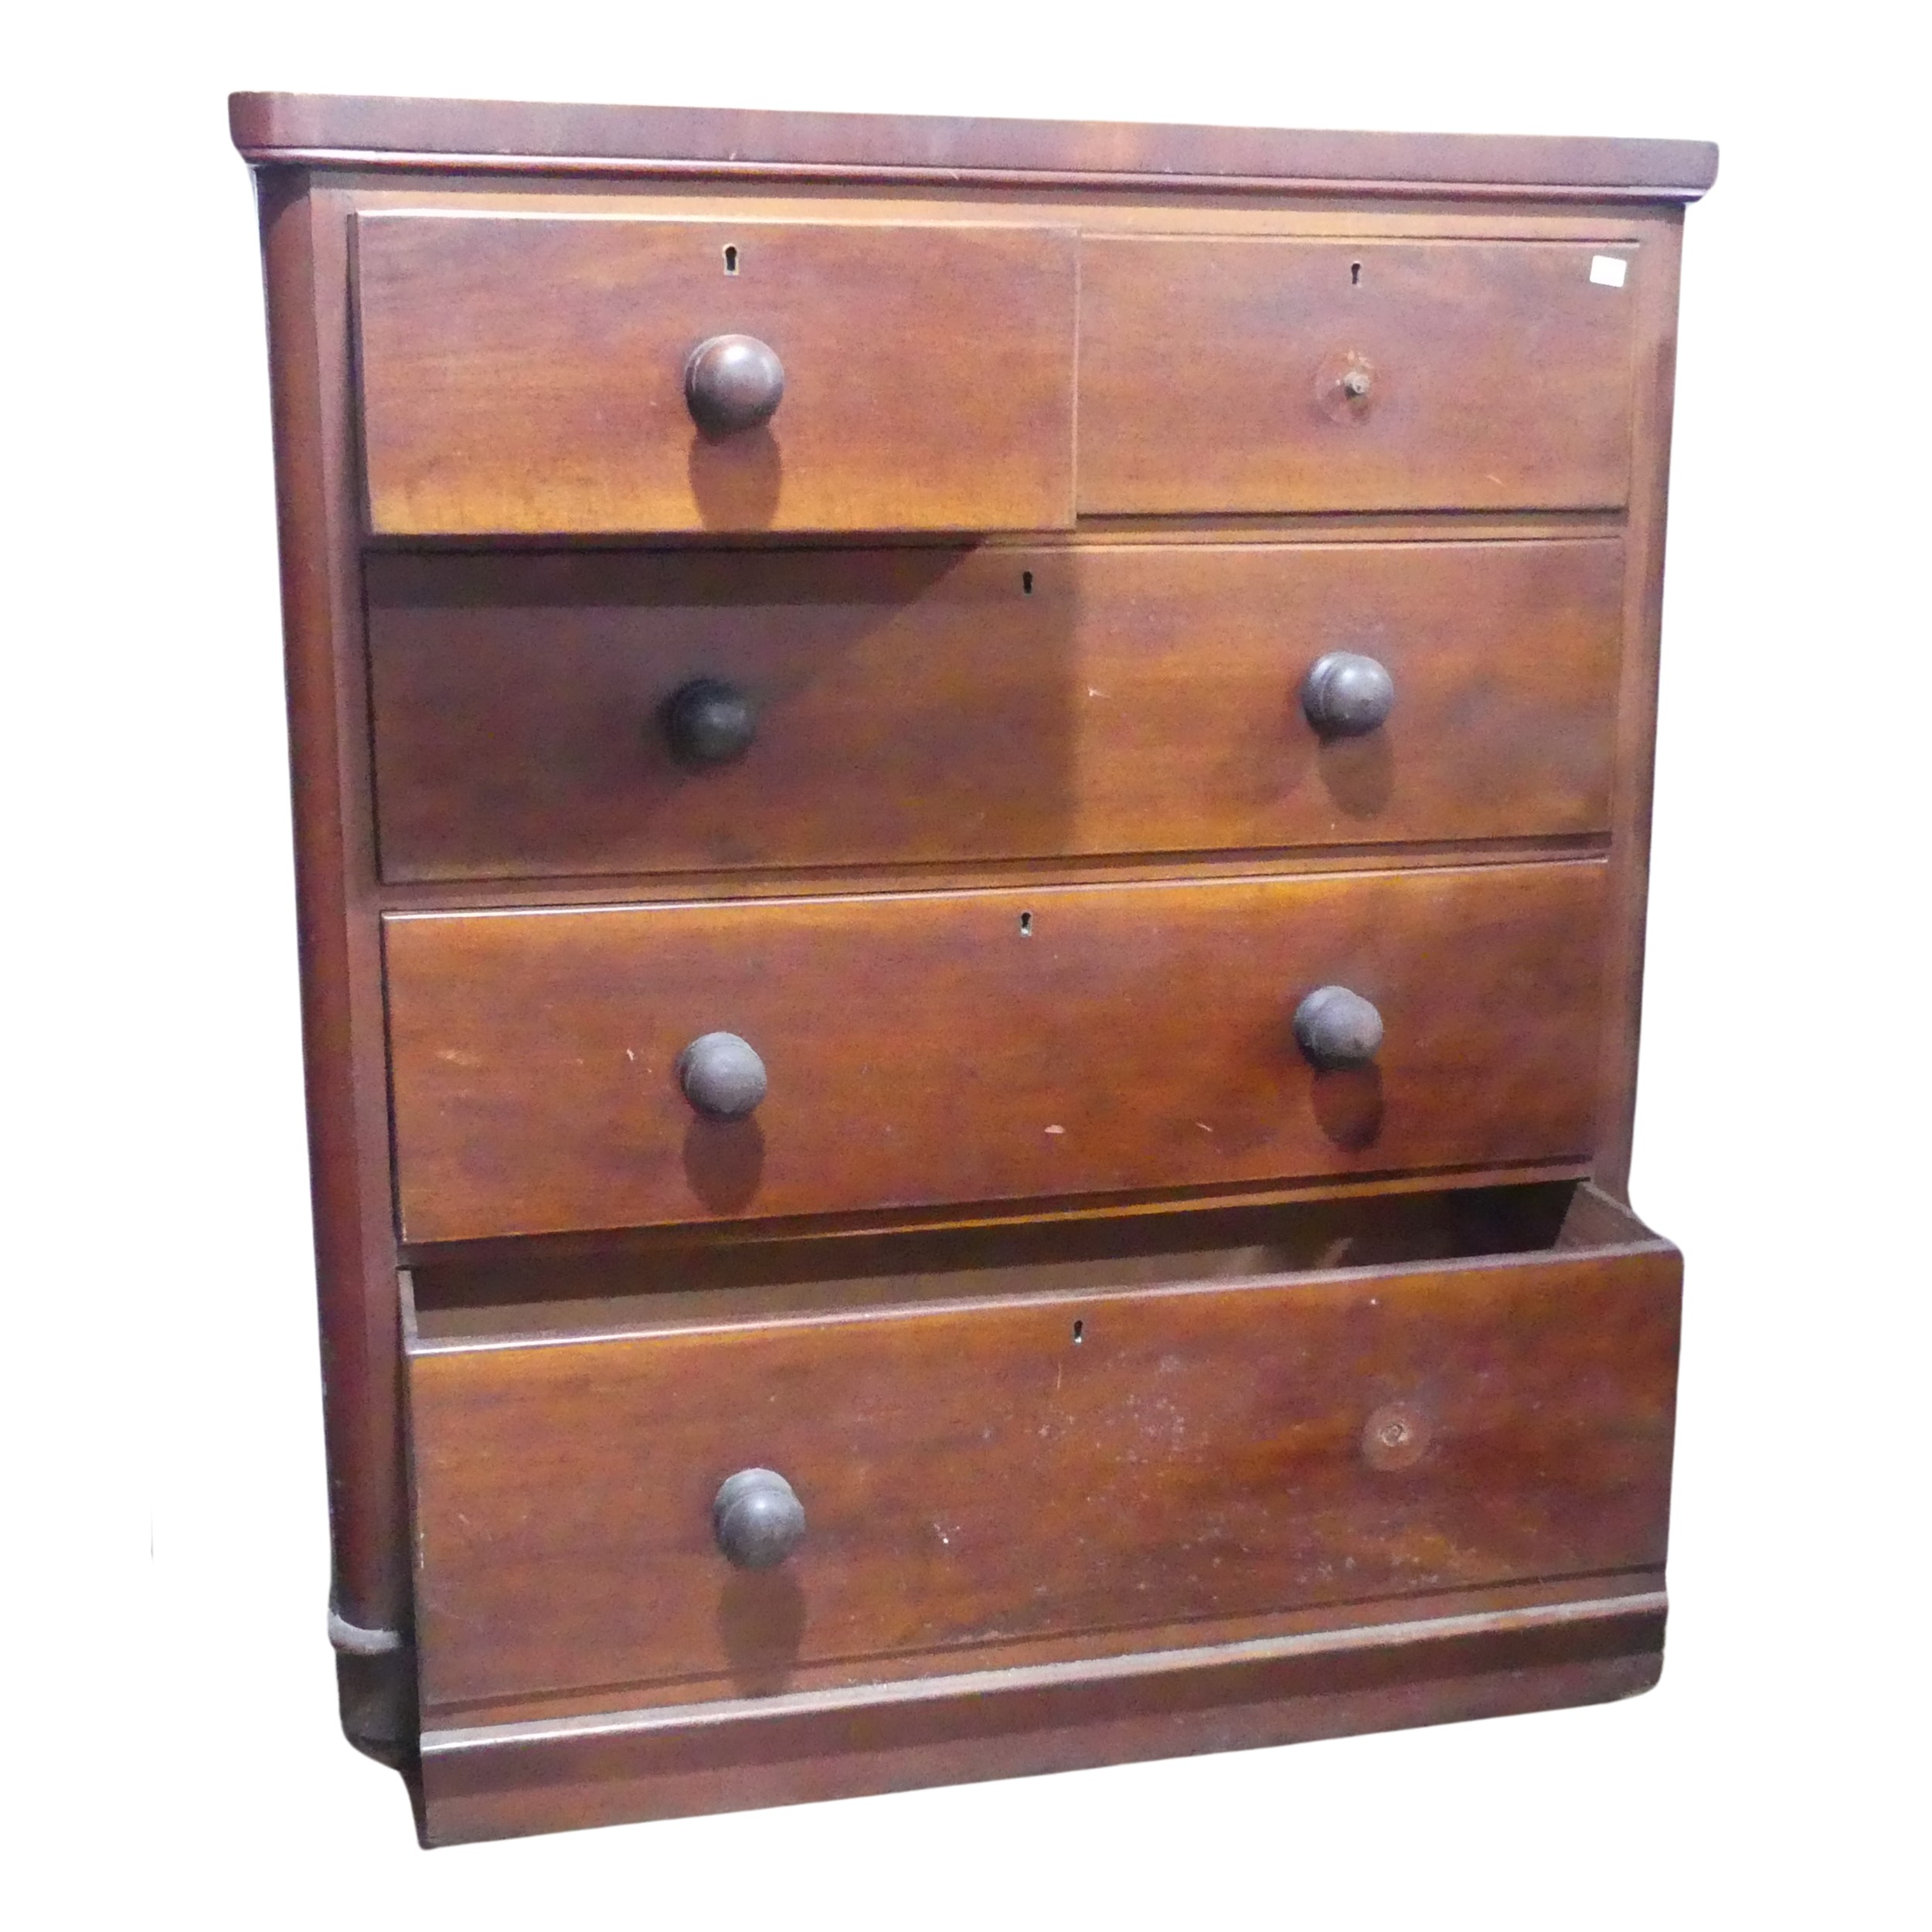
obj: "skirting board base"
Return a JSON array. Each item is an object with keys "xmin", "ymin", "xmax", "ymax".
[{"xmin": 412, "ymin": 1589, "xmax": 1666, "ymax": 1846}]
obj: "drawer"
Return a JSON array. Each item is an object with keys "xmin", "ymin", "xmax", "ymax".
[
  {"xmin": 1078, "ymin": 238, "xmax": 1638, "ymax": 513},
  {"xmin": 404, "ymin": 1183, "xmax": 1680, "ymax": 1716},
  {"xmin": 384, "ymin": 861, "xmax": 1607, "ymax": 1243},
  {"xmin": 369, "ymin": 539, "xmax": 1624, "ymax": 883},
  {"xmin": 352, "ymin": 213, "xmax": 1077, "ymax": 535}
]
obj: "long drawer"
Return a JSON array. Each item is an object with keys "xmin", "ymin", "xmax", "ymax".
[
  {"xmin": 404, "ymin": 1185, "xmax": 1680, "ymax": 1718},
  {"xmin": 368, "ymin": 539, "xmax": 1624, "ymax": 883},
  {"xmin": 384, "ymin": 862, "xmax": 1607, "ymax": 1243}
]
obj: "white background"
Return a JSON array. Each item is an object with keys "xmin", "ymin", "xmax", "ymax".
[{"xmin": 10, "ymin": 4, "xmax": 1925, "ymax": 1923}]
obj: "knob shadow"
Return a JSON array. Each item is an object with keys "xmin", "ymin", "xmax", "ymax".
[
  {"xmin": 688, "ymin": 427, "xmax": 783, "ymax": 529},
  {"xmin": 1317, "ymin": 730, "xmax": 1396, "ymax": 818},
  {"xmin": 1311, "ymin": 1064, "xmax": 1385, "ymax": 1150},
  {"xmin": 683, "ymin": 1116, "xmax": 767, "ymax": 1213},
  {"xmin": 716, "ymin": 1568, "xmax": 808, "ymax": 1696}
]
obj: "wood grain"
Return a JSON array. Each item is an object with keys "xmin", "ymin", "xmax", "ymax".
[
  {"xmin": 231, "ymin": 93, "xmax": 1719, "ymax": 202},
  {"xmin": 1080, "ymin": 237, "xmax": 1638, "ymax": 513},
  {"xmin": 384, "ymin": 862, "xmax": 1609, "ymax": 1243},
  {"xmin": 406, "ymin": 1230, "xmax": 1679, "ymax": 1714},
  {"xmin": 253, "ymin": 172, "xmax": 417, "ymax": 1707},
  {"xmin": 352, "ymin": 213, "xmax": 1077, "ymax": 535},
  {"xmin": 1595, "ymin": 209, "xmax": 1685, "ymax": 1200},
  {"xmin": 367, "ymin": 539, "xmax": 1624, "ymax": 883}
]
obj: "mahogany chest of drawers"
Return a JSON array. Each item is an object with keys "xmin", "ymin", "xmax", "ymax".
[{"xmin": 232, "ymin": 91, "xmax": 1716, "ymax": 1846}]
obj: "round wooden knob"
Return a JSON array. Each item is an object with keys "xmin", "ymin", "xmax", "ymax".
[
  {"xmin": 713, "ymin": 1468, "xmax": 806, "ymax": 1569},
  {"xmin": 684, "ymin": 334, "xmax": 784, "ymax": 435},
  {"xmin": 663, "ymin": 678, "xmax": 757, "ymax": 765},
  {"xmin": 1301, "ymin": 651, "xmax": 1395, "ymax": 738},
  {"xmin": 678, "ymin": 1032, "xmax": 767, "ymax": 1119},
  {"xmin": 1294, "ymin": 985, "xmax": 1384, "ymax": 1070}
]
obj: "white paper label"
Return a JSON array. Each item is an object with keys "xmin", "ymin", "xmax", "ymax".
[{"xmin": 1590, "ymin": 254, "xmax": 1629, "ymax": 287}]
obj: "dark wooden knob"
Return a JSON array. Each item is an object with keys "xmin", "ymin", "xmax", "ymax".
[
  {"xmin": 1301, "ymin": 651, "xmax": 1395, "ymax": 737},
  {"xmin": 713, "ymin": 1468, "xmax": 805, "ymax": 1569},
  {"xmin": 678, "ymin": 1032, "xmax": 767, "ymax": 1118},
  {"xmin": 663, "ymin": 678, "xmax": 757, "ymax": 765},
  {"xmin": 1294, "ymin": 985, "xmax": 1384, "ymax": 1070},
  {"xmin": 684, "ymin": 334, "xmax": 784, "ymax": 435}
]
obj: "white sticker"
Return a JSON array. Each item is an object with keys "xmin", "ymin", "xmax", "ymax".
[{"xmin": 1590, "ymin": 254, "xmax": 1629, "ymax": 287}]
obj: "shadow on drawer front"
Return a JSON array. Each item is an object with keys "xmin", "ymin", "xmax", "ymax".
[{"xmin": 404, "ymin": 1181, "xmax": 1679, "ymax": 1722}]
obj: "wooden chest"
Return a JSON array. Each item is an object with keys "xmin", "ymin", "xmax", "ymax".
[{"xmin": 230, "ymin": 91, "xmax": 1715, "ymax": 1845}]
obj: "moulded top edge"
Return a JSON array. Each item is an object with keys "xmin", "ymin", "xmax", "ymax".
[{"xmin": 228, "ymin": 92, "xmax": 1719, "ymax": 201}]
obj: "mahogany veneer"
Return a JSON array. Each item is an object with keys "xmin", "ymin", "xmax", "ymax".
[
  {"xmin": 233, "ymin": 90, "xmax": 1712, "ymax": 1846},
  {"xmin": 367, "ymin": 539, "xmax": 1625, "ymax": 880},
  {"xmin": 385, "ymin": 862, "xmax": 1609, "ymax": 1242},
  {"xmin": 355, "ymin": 213, "xmax": 1078, "ymax": 535},
  {"xmin": 1077, "ymin": 238, "xmax": 1640, "ymax": 513}
]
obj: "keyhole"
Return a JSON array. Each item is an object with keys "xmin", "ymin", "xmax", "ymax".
[
  {"xmin": 1350, "ymin": 260, "xmax": 1362, "ymax": 285},
  {"xmin": 1022, "ymin": 570, "xmax": 1034, "ymax": 594},
  {"xmin": 1072, "ymin": 1320, "xmax": 1084, "ymax": 1345},
  {"xmin": 1019, "ymin": 911, "xmax": 1033, "ymax": 936},
  {"xmin": 723, "ymin": 244, "xmax": 740, "ymax": 274}
]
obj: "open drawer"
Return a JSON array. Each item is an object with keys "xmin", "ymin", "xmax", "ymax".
[{"xmin": 404, "ymin": 1181, "xmax": 1679, "ymax": 1726}]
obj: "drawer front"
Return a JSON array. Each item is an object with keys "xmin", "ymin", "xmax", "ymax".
[
  {"xmin": 1078, "ymin": 238, "xmax": 1638, "ymax": 513},
  {"xmin": 408, "ymin": 1240, "xmax": 1680, "ymax": 1713},
  {"xmin": 369, "ymin": 539, "xmax": 1624, "ymax": 883},
  {"xmin": 386, "ymin": 862, "xmax": 1607, "ymax": 1243},
  {"xmin": 353, "ymin": 214, "xmax": 1077, "ymax": 535}
]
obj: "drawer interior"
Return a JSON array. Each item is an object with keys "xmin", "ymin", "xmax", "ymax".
[{"xmin": 408, "ymin": 1178, "xmax": 1651, "ymax": 1343}]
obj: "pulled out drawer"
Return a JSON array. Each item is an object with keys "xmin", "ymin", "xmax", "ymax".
[
  {"xmin": 405, "ymin": 1181, "xmax": 1679, "ymax": 1720},
  {"xmin": 383, "ymin": 861, "xmax": 1608, "ymax": 1243},
  {"xmin": 352, "ymin": 213, "xmax": 1077, "ymax": 536},
  {"xmin": 367, "ymin": 538, "xmax": 1624, "ymax": 883}
]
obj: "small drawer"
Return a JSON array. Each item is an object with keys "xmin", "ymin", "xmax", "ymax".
[
  {"xmin": 383, "ymin": 861, "xmax": 1607, "ymax": 1243},
  {"xmin": 404, "ymin": 1182, "xmax": 1680, "ymax": 1719},
  {"xmin": 1078, "ymin": 237, "xmax": 1638, "ymax": 513},
  {"xmin": 352, "ymin": 213, "xmax": 1077, "ymax": 535},
  {"xmin": 368, "ymin": 538, "xmax": 1624, "ymax": 883}
]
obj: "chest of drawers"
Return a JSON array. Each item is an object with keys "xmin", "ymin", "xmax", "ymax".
[{"xmin": 232, "ymin": 91, "xmax": 1715, "ymax": 1846}]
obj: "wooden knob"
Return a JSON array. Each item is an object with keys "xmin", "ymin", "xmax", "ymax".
[
  {"xmin": 1294, "ymin": 985, "xmax": 1384, "ymax": 1070},
  {"xmin": 713, "ymin": 1468, "xmax": 806, "ymax": 1569},
  {"xmin": 663, "ymin": 678, "xmax": 757, "ymax": 765},
  {"xmin": 1301, "ymin": 651, "xmax": 1395, "ymax": 737},
  {"xmin": 678, "ymin": 1032, "xmax": 767, "ymax": 1119},
  {"xmin": 684, "ymin": 334, "xmax": 784, "ymax": 435}
]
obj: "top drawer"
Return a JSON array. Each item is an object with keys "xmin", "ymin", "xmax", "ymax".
[
  {"xmin": 352, "ymin": 214, "xmax": 1078, "ymax": 536},
  {"xmin": 1078, "ymin": 238, "xmax": 1638, "ymax": 513}
]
